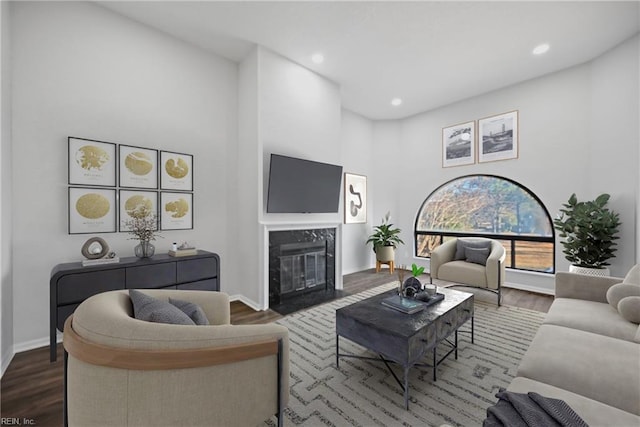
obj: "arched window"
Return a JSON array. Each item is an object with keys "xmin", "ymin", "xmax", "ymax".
[{"xmin": 415, "ymin": 175, "xmax": 555, "ymax": 273}]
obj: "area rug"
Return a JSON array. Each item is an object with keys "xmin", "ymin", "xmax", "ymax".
[{"xmin": 265, "ymin": 282, "xmax": 546, "ymax": 427}]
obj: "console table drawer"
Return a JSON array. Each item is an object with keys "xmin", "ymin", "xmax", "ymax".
[
  {"xmin": 177, "ymin": 278, "xmax": 218, "ymax": 291},
  {"xmin": 126, "ymin": 263, "xmax": 176, "ymax": 288},
  {"xmin": 57, "ymin": 269, "xmax": 125, "ymax": 305},
  {"xmin": 177, "ymin": 258, "xmax": 218, "ymax": 283}
]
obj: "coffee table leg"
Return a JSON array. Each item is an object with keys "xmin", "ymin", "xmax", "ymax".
[
  {"xmin": 404, "ymin": 367, "xmax": 410, "ymax": 410},
  {"xmin": 433, "ymin": 348, "xmax": 437, "ymax": 381},
  {"xmin": 455, "ymin": 330, "xmax": 458, "ymax": 359},
  {"xmin": 336, "ymin": 334, "xmax": 340, "ymax": 368},
  {"xmin": 472, "ymin": 316, "xmax": 475, "ymax": 344}
]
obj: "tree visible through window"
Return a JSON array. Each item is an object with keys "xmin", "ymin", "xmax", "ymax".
[{"xmin": 415, "ymin": 175, "xmax": 555, "ymax": 273}]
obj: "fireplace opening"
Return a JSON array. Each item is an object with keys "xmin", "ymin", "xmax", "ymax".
[{"xmin": 279, "ymin": 242, "xmax": 327, "ymax": 295}]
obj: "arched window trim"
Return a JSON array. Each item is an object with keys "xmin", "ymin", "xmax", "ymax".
[{"xmin": 414, "ymin": 174, "xmax": 556, "ymax": 274}]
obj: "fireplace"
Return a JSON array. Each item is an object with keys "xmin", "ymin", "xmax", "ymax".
[{"xmin": 269, "ymin": 228, "xmax": 336, "ymax": 307}]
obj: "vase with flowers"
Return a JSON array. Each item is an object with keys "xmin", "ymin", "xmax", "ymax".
[{"xmin": 122, "ymin": 210, "xmax": 161, "ymax": 258}]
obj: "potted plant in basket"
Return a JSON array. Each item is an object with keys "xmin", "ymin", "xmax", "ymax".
[
  {"xmin": 553, "ymin": 193, "xmax": 621, "ymax": 276},
  {"xmin": 366, "ymin": 212, "xmax": 404, "ymax": 264}
]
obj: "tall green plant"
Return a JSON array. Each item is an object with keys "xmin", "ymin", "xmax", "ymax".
[
  {"xmin": 553, "ymin": 193, "xmax": 621, "ymax": 268},
  {"xmin": 366, "ymin": 212, "xmax": 404, "ymax": 250}
]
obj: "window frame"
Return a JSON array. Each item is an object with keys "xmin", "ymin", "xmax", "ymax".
[{"xmin": 414, "ymin": 174, "xmax": 555, "ymax": 274}]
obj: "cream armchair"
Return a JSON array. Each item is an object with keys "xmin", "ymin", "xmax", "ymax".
[
  {"xmin": 63, "ymin": 289, "xmax": 289, "ymax": 427},
  {"xmin": 430, "ymin": 237, "xmax": 506, "ymax": 305}
]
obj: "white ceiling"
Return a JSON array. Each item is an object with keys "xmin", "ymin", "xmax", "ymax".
[{"xmin": 98, "ymin": 1, "xmax": 640, "ymax": 120}]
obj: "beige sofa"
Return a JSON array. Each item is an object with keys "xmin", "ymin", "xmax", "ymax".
[
  {"xmin": 63, "ymin": 289, "xmax": 289, "ymax": 427},
  {"xmin": 506, "ymin": 268, "xmax": 640, "ymax": 426}
]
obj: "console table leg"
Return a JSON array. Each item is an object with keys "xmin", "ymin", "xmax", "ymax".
[{"xmin": 336, "ymin": 334, "xmax": 340, "ymax": 368}]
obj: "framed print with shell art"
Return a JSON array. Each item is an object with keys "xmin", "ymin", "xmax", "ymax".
[
  {"xmin": 161, "ymin": 192, "xmax": 193, "ymax": 230},
  {"xmin": 160, "ymin": 151, "xmax": 193, "ymax": 191},
  {"xmin": 119, "ymin": 145, "xmax": 158, "ymax": 189},
  {"xmin": 119, "ymin": 190, "xmax": 158, "ymax": 232},
  {"xmin": 68, "ymin": 137, "xmax": 116, "ymax": 187},
  {"xmin": 69, "ymin": 187, "xmax": 117, "ymax": 234}
]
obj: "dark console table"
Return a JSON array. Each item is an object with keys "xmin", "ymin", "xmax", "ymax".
[{"xmin": 49, "ymin": 250, "xmax": 220, "ymax": 362}]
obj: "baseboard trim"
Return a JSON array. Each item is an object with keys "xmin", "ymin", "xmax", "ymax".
[
  {"xmin": 503, "ymin": 281, "xmax": 554, "ymax": 296},
  {"xmin": 229, "ymin": 294, "xmax": 263, "ymax": 311},
  {"xmin": 1, "ymin": 346, "xmax": 14, "ymax": 378}
]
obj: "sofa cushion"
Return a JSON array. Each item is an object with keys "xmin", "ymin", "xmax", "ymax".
[
  {"xmin": 465, "ymin": 247, "xmax": 490, "ymax": 265},
  {"xmin": 169, "ymin": 297, "xmax": 210, "ymax": 325},
  {"xmin": 618, "ymin": 296, "xmax": 640, "ymax": 324},
  {"xmin": 129, "ymin": 290, "xmax": 195, "ymax": 325},
  {"xmin": 454, "ymin": 239, "xmax": 491, "ymax": 260},
  {"xmin": 624, "ymin": 264, "xmax": 640, "ymax": 285},
  {"xmin": 544, "ymin": 298, "xmax": 638, "ymax": 341},
  {"xmin": 516, "ymin": 324, "xmax": 640, "ymax": 415},
  {"xmin": 437, "ymin": 260, "xmax": 488, "ymax": 287},
  {"xmin": 508, "ymin": 377, "xmax": 640, "ymax": 427},
  {"xmin": 606, "ymin": 283, "xmax": 640, "ymax": 309}
]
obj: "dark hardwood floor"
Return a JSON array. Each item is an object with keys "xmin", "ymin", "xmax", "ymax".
[{"xmin": 1, "ymin": 268, "xmax": 553, "ymax": 426}]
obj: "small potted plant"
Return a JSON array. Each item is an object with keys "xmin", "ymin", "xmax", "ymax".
[
  {"xmin": 366, "ymin": 212, "xmax": 404, "ymax": 263},
  {"xmin": 553, "ymin": 193, "xmax": 621, "ymax": 276}
]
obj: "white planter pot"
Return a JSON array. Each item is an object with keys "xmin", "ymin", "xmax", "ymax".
[
  {"xmin": 569, "ymin": 265, "xmax": 610, "ymax": 277},
  {"xmin": 375, "ymin": 246, "xmax": 395, "ymax": 262}
]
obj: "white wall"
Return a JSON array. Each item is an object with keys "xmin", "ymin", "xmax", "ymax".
[
  {"xmin": 1, "ymin": 0, "xmax": 14, "ymax": 375},
  {"xmin": 340, "ymin": 110, "xmax": 375, "ymax": 274},
  {"xmin": 589, "ymin": 35, "xmax": 639, "ymax": 272},
  {"xmin": 10, "ymin": 2, "xmax": 237, "ymax": 349},
  {"xmin": 372, "ymin": 35, "xmax": 639, "ymax": 292}
]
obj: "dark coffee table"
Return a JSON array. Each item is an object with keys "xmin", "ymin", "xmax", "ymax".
[{"xmin": 336, "ymin": 287, "xmax": 474, "ymax": 409}]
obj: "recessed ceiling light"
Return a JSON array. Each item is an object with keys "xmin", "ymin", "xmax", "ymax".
[
  {"xmin": 391, "ymin": 98, "xmax": 403, "ymax": 106},
  {"xmin": 311, "ymin": 53, "xmax": 324, "ymax": 64},
  {"xmin": 532, "ymin": 43, "xmax": 550, "ymax": 55}
]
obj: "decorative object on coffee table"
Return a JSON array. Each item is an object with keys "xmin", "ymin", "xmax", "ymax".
[{"xmin": 553, "ymin": 193, "xmax": 621, "ymax": 276}]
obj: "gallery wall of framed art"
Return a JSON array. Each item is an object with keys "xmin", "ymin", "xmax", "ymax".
[
  {"xmin": 441, "ymin": 110, "xmax": 519, "ymax": 168},
  {"xmin": 67, "ymin": 136, "xmax": 195, "ymax": 235}
]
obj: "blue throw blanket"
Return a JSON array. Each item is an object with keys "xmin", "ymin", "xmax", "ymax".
[{"xmin": 483, "ymin": 389, "xmax": 589, "ymax": 427}]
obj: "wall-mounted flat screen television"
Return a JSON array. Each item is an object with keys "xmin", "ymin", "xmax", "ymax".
[{"xmin": 267, "ymin": 154, "xmax": 343, "ymax": 213}]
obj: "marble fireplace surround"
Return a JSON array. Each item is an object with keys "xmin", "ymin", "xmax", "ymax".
[{"xmin": 263, "ymin": 222, "xmax": 343, "ymax": 310}]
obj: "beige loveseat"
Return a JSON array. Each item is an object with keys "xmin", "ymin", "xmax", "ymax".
[
  {"xmin": 506, "ymin": 267, "xmax": 640, "ymax": 426},
  {"xmin": 63, "ymin": 289, "xmax": 289, "ymax": 427}
]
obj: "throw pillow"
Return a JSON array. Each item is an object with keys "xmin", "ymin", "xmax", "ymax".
[
  {"xmin": 465, "ymin": 247, "xmax": 490, "ymax": 266},
  {"xmin": 169, "ymin": 298, "xmax": 210, "ymax": 325},
  {"xmin": 605, "ymin": 283, "xmax": 640, "ymax": 310},
  {"xmin": 454, "ymin": 239, "xmax": 492, "ymax": 260},
  {"xmin": 618, "ymin": 296, "xmax": 640, "ymax": 324},
  {"xmin": 129, "ymin": 289, "xmax": 195, "ymax": 325},
  {"xmin": 623, "ymin": 264, "xmax": 640, "ymax": 285}
]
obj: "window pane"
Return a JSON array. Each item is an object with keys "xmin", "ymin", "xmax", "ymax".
[
  {"xmin": 416, "ymin": 176, "xmax": 552, "ymax": 237},
  {"xmin": 514, "ymin": 241, "xmax": 554, "ymax": 272},
  {"xmin": 416, "ymin": 234, "xmax": 440, "ymax": 257},
  {"xmin": 495, "ymin": 239, "xmax": 513, "ymax": 269}
]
